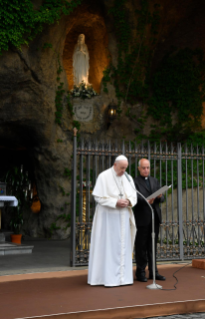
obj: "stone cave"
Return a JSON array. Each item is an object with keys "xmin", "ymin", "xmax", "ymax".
[
  {"xmin": 0, "ymin": 0, "xmax": 112, "ymax": 240},
  {"xmin": 2, "ymin": 1, "xmax": 205, "ymax": 316},
  {"xmin": 0, "ymin": 146, "xmax": 40, "ymax": 235},
  {"xmin": 1, "ymin": 0, "xmax": 205, "ymax": 241}
]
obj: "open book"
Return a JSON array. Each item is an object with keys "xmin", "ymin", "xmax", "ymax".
[{"xmin": 146, "ymin": 185, "xmax": 172, "ymax": 200}]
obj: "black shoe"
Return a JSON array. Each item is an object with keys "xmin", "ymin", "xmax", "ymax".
[
  {"xmin": 136, "ymin": 274, "xmax": 148, "ymax": 282},
  {"xmin": 149, "ymin": 273, "xmax": 166, "ymax": 281}
]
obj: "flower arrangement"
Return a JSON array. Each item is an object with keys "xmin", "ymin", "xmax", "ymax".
[{"xmin": 70, "ymin": 81, "xmax": 97, "ymax": 99}]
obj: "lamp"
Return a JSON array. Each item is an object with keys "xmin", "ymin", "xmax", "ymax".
[{"xmin": 107, "ymin": 102, "xmax": 117, "ymax": 128}]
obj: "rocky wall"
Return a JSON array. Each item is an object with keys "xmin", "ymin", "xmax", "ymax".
[{"xmin": 1, "ymin": 0, "xmax": 205, "ymax": 238}]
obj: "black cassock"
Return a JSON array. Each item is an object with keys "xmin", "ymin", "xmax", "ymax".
[{"xmin": 133, "ymin": 175, "xmax": 164, "ymax": 277}]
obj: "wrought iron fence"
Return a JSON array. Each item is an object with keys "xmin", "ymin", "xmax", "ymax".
[{"xmin": 70, "ymin": 129, "xmax": 205, "ymax": 266}]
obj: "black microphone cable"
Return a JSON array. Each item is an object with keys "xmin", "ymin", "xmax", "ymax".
[{"xmin": 159, "ymin": 261, "xmax": 192, "ymax": 291}]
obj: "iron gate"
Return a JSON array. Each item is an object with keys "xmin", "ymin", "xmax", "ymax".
[{"xmin": 70, "ymin": 129, "xmax": 205, "ymax": 266}]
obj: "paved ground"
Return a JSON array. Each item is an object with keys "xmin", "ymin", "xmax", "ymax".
[
  {"xmin": 144, "ymin": 314, "xmax": 205, "ymax": 318},
  {"xmin": 0, "ymin": 238, "xmax": 88, "ymax": 275},
  {"xmin": 0, "ymin": 237, "xmax": 190, "ymax": 276}
]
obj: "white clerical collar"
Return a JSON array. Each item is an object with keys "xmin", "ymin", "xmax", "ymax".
[{"xmin": 140, "ymin": 175, "xmax": 149, "ymax": 180}]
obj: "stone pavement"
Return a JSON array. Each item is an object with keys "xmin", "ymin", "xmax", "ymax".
[
  {"xmin": 0, "ymin": 237, "xmax": 188, "ymax": 276},
  {"xmin": 142, "ymin": 313, "xmax": 205, "ymax": 318},
  {"xmin": 0, "ymin": 238, "xmax": 78, "ymax": 276}
]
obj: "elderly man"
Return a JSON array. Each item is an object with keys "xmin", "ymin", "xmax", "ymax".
[
  {"xmin": 88, "ymin": 155, "xmax": 137, "ymax": 287},
  {"xmin": 134, "ymin": 158, "xmax": 165, "ymax": 282}
]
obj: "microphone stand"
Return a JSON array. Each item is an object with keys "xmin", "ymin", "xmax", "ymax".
[
  {"xmin": 145, "ymin": 200, "xmax": 162, "ymax": 290},
  {"xmin": 124, "ymin": 172, "xmax": 162, "ymax": 290}
]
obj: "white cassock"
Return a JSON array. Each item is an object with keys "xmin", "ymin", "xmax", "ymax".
[{"xmin": 88, "ymin": 167, "xmax": 137, "ymax": 287}]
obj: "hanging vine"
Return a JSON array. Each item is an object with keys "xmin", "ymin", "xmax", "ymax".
[
  {"xmin": 148, "ymin": 48, "xmax": 205, "ymax": 142},
  {"xmin": 104, "ymin": 0, "xmax": 205, "ymax": 143},
  {"xmin": 0, "ymin": 0, "xmax": 82, "ymax": 54},
  {"xmin": 105, "ymin": 0, "xmax": 160, "ymax": 108}
]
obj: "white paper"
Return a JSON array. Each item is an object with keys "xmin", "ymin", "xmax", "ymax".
[{"xmin": 146, "ymin": 185, "xmax": 172, "ymax": 200}]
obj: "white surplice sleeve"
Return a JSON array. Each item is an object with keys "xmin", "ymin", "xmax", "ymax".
[
  {"xmin": 94, "ymin": 196, "xmax": 117, "ymax": 209},
  {"xmin": 92, "ymin": 169, "xmax": 119, "ymax": 209}
]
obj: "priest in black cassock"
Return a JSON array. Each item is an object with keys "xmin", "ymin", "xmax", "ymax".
[{"xmin": 133, "ymin": 158, "xmax": 166, "ymax": 282}]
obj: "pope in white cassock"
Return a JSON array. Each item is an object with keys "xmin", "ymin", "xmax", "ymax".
[{"xmin": 88, "ymin": 155, "xmax": 137, "ymax": 287}]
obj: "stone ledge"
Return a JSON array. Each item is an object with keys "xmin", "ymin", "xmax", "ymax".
[
  {"xmin": 0, "ymin": 242, "xmax": 34, "ymax": 256},
  {"xmin": 192, "ymin": 259, "xmax": 205, "ymax": 269}
]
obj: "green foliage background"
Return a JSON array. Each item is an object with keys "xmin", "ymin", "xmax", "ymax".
[
  {"xmin": 1, "ymin": 0, "xmax": 205, "ymax": 144},
  {"xmin": 104, "ymin": 0, "xmax": 205, "ymax": 144},
  {"xmin": 0, "ymin": 0, "xmax": 82, "ymax": 53},
  {"xmin": 148, "ymin": 48, "xmax": 205, "ymax": 142}
]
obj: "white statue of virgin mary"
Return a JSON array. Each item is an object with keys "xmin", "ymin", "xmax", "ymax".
[{"xmin": 73, "ymin": 34, "xmax": 89, "ymax": 86}]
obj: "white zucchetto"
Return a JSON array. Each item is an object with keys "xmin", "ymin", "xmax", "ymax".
[{"xmin": 115, "ymin": 155, "xmax": 128, "ymax": 162}]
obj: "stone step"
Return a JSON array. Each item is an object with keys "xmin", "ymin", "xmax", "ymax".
[
  {"xmin": 0, "ymin": 230, "xmax": 14, "ymax": 242},
  {"xmin": 0, "ymin": 242, "xmax": 34, "ymax": 256}
]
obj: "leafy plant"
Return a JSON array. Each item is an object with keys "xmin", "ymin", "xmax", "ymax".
[
  {"xmin": 67, "ymin": 93, "xmax": 74, "ymax": 116},
  {"xmin": 148, "ymin": 48, "xmax": 205, "ymax": 142},
  {"xmin": 70, "ymin": 82, "xmax": 97, "ymax": 99},
  {"xmin": 56, "ymin": 213, "xmax": 71, "ymax": 229},
  {"xmin": 105, "ymin": 0, "xmax": 205, "ymax": 144},
  {"xmin": 106, "ymin": 0, "xmax": 160, "ymax": 106},
  {"xmin": 0, "ymin": 0, "xmax": 82, "ymax": 54},
  {"xmin": 64, "ymin": 168, "xmax": 72, "ymax": 179},
  {"xmin": 5, "ymin": 166, "xmax": 32, "ymax": 234},
  {"xmin": 48, "ymin": 222, "xmax": 61, "ymax": 237}
]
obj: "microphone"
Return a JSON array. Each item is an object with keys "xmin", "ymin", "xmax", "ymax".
[{"xmin": 124, "ymin": 171, "xmax": 162, "ymax": 290}]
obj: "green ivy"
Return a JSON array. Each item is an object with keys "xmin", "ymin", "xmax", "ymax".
[
  {"xmin": 186, "ymin": 131, "xmax": 205, "ymax": 148},
  {"xmin": 56, "ymin": 213, "xmax": 71, "ymax": 230},
  {"xmin": 55, "ymin": 58, "xmax": 76, "ymax": 126},
  {"xmin": 55, "ymin": 83, "xmax": 65, "ymax": 124},
  {"xmin": 48, "ymin": 222, "xmax": 61, "ymax": 237},
  {"xmin": 0, "ymin": 0, "xmax": 82, "ymax": 54},
  {"xmin": 59, "ymin": 185, "xmax": 66, "ymax": 196},
  {"xmin": 102, "ymin": 67, "xmax": 111, "ymax": 93},
  {"xmin": 105, "ymin": 0, "xmax": 160, "ymax": 106},
  {"xmin": 54, "ymin": 56, "xmax": 64, "ymax": 124},
  {"xmin": 105, "ymin": 0, "xmax": 205, "ymax": 144},
  {"xmin": 67, "ymin": 93, "xmax": 74, "ymax": 116},
  {"xmin": 148, "ymin": 48, "xmax": 205, "ymax": 142},
  {"xmin": 64, "ymin": 167, "xmax": 72, "ymax": 179},
  {"xmin": 73, "ymin": 120, "xmax": 81, "ymax": 132}
]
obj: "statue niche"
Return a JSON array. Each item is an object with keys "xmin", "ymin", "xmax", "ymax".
[{"xmin": 73, "ymin": 34, "xmax": 89, "ymax": 86}]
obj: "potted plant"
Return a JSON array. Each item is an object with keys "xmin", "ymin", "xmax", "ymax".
[
  {"xmin": 10, "ymin": 206, "xmax": 23, "ymax": 244},
  {"xmin": 5, "ymin": 166, "xmax": 33, "ymax": 244}
]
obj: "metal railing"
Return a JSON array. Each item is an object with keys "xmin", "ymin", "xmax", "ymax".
[{"xmin": 70, "ymin": 129, "xmax": 205, "ymax": 266}]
